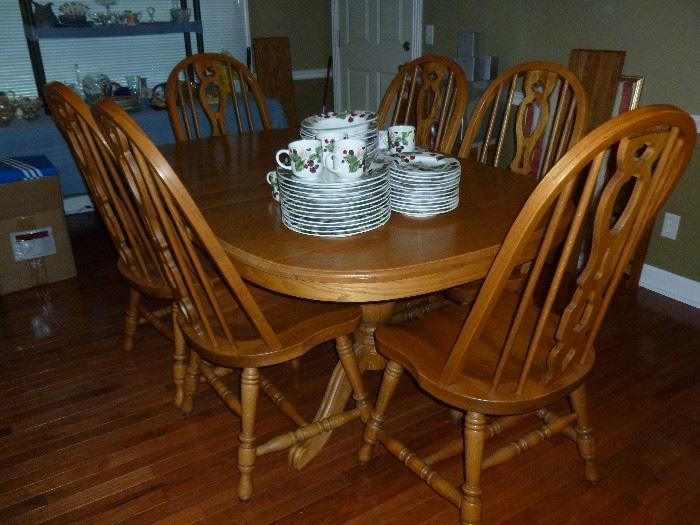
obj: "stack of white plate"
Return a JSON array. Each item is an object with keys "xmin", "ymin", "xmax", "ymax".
[
  {"xmin": 388, "ymin": 152, "xmax": 461, "ymax": 217},
  {"xmin": 277, "ymin": 159, "xmax": 391, "ymax": 237},
  {"xmin": 300, "ymin": 110, "xmax": 380, "ymax": 163}
]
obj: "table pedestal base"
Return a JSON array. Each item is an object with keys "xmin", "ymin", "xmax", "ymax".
[{"xmin": 288, "ymin": 302, "xmax": 395, "ymax": 470}]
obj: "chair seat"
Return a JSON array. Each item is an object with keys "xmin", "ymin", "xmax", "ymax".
[
  {"xmin": 117, "ymin": 257, "xmax": 173, "ymax": 300},
  {"xmin": 181, "ymin": 281, "xmax": 362, "ymax": 369},
  {"xmin": 375, "ymin": 291, "xmax": 594, "ymax": 415}
]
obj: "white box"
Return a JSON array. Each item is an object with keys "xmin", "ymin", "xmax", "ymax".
[
  {"xmin": 457, "ymin": 31, "xmax": 483, "ymax": 57},
  {"xmin": 452, "ymin": 56, "xmax": 476, "ymax": 81},
  {"xmin": 476, "ymin": 55, "xmax": 499, "ymax": 80}
]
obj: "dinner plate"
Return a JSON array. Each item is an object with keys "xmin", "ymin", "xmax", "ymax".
[
  {"xmin": 391, "ymin": 197, "xmax": 459, "ymax": 217},
  {"xmin": 282, "ymin": 209, "xmax": 390, "ymax": 237},
  {"xmin": 283, "ymin": 207, "xmax": 390, "ymax": 229},
  {"xmin": 281, "ymin": 189, "xmax": 390, "ymax": 217},
  {"xmin": 389, "ymin": 153, "xmax": 461, "ymax": 174},
  {"xmin": 276, "ymin": 153, "xmax": 392, "ymax": 237},
  {"xmin": 281, "ymin": 188, "xmax": 389, "ymax": 210},
  {"xmin": 278, "ymin": 174, "xmax": 388, "ymax": 195},
  {"xmin": 281, "ymin": 206, "xmax": 390, "ymax": 228},
  {"xmin": 301, "ymin": 110, "xmax": 377, "ymax": 132},
  {"xmin": 301, "ymin": 126, "xmax": 379, "ymax": 139},
  {"xmin": 390, "ymin": 172, "xmax": 461, "ymax": 185},
  {"xmin": 279, "ymin": 178, "xmax": 388, "ymax": 198},
  {"xmin": 386, "ymin": 149, "xmax": 461, "ymax": 216},
  {"xmin": 390, "ymin": 188, "xmax": 459, "ymax": 202}
]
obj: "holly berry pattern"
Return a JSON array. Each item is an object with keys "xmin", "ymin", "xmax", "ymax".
[
  {"xmin": 290, "ymin": 146, "xmax": 322, "ymax": 173},
  {"xmin": 340, "ymin": 148, "xmax": 365, "ymax": 173},
  {"xmin": 389, "ymin": 131, "xmax": 412, "ymax": 153}
]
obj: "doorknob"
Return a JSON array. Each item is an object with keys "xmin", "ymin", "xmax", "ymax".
[{"xmin": 403, "ymin": 41, "xmax": 411, "ymax": 51}]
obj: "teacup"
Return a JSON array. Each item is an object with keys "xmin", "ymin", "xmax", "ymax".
[
  {"xmin": 266, "ymin": 170, "xmax": 280, "ymax": 202},
  {"xmin": 378, "ymin": 130, "xmax": 389, "ymax": 150},
  {"xmin": 388, "ymin": 125, "xmax": 416, "ymax": 153},
  {"xmin": 316, "ymin": 131, "xmax": 348, "ymax": 166},
  {"xmin": 275, "ymin": 139, "xmax": 322, "ymax": 177},
  {"xmin": 324, "ymin": 139, "xmax": 366, "ymax": 177}
]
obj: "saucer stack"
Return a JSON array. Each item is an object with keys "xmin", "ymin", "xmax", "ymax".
[
  {"xmin": 388, "ymin": 152, "xmax": 461, "ymax": 217},
  {"xmin": 276, "ymin": 159, "xmax": 391, "ymax": 237},
  {"xmin": 300, "ymin": 110, "xmax": 380, "ymax": 163}
]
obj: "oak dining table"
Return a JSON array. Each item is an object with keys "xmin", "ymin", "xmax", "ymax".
[{"xmin": 158, "ymin": 128, "xmax": 539, "ymax": 469}]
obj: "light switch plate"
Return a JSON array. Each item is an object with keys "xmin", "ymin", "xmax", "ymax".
[
  {"xmin": 425, "ymin": 25, "xmax": 434, "ymax": 45},
  {"xmin": 660, "ymin": 212, "xmax": 681, "ymax": 240}
]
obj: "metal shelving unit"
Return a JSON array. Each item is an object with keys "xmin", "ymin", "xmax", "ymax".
[{"xmin": 18, "ymin": 0, "xmax": 204, "ymax": 97}]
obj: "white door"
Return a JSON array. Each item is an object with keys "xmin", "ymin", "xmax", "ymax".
[{"xmin": 332, "ymin": 0, "xmax": 422, "ymax": 112}]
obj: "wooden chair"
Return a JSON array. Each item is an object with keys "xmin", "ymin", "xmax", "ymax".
[
  {"xmin": 458, "ymin": 61, "xmax": 589, "ymax": 179},
  {"xmin": 92, "ymin": 99, "xmax": 372, "ymax": 502},
  {"xmin": 360, "ymin": 105, "xmax": 696, "ymax": 524},
  {"xmin": 448, "ymin": 61, "xmax": 590, "ymax": 306},
  {"xmin": 166, "ymin": 52, "xmax": 273, "ymax": 141},
  {"xmin": 43, "ymin": 82, "xmax": 189, "ymax": 407},
  {"xmin": 377, "ymin": 55, "xmax": 468, "ymax": 154}
]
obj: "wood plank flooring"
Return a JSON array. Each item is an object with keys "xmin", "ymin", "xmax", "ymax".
[{"xmin": 1, "ymin": 212, "xmax": 699, "ymax": 524}]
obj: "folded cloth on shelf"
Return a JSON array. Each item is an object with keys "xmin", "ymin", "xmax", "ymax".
[{"xmin": 0, "ymin": 156, "xmax": 57, "ymax": 184}]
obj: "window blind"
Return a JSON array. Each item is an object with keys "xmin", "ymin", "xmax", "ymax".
[{"xmin": 0, "ymin": 0, "xmax": 250, "ymax": 98}]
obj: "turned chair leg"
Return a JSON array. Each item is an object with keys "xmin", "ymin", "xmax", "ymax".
[
  {"xmin": 335, "ymin": 335, "xmax": 371, "ymax": 422},
  {"xmin": 180, "ymin": 350, "xmax": 200, "ymax": 415},
  {"xmin": 359, "ymin": 359, "xmax": 404, "ymax": 464},
  {"xmin": 461, "ymin": 411, "xmax": 486, "ymax": 525},
  {"xmin": 123, "ymin": 288, "xmax": 141, "ymax": 352},
  {"xmin": 172, "ymin": 308, "xmax": 187, "ymax": 408},
  {"xmin": 569, "ymin": 384, "xmax": 599, "ymax": 483},
  {"xmin": 238, "ymin": 368, "xmax": 260, "ymax": 502}
]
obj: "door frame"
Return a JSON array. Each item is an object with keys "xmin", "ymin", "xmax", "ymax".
[{"xmin": 331, "ymin": 0, "xmax": 423, "ymax": 111}]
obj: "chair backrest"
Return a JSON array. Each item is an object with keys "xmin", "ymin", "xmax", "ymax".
[
  {"xmin": 458, "ymin": 61, "xmax": 589, "ymax": 180},
  {"xmin": 43, "ymin": 81, "xmax": 165, "ymax": 287},
  {"xmin": 92, "ymin": 99, "xmax": 282, "ymax": 353},
  {"xmin": 166, "ymin": 52, "xmax": 273, "ymax": 142},
  {"xmin": 377, "ymin": 55, "xmax": 468, "ymax": 154},
  {"xmin": 441, "ymin": 105, "xmax": 696, "ymax": 397}
]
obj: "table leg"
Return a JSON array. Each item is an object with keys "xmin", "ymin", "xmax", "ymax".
[{"xmin": 288, "ymin": 302, "xmax": 395, "ymax": 470}]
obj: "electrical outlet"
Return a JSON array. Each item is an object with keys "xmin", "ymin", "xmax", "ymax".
[
  {"xmin": 425, "ymin": 25, "xmax": 434, "ymax": 45},
  {"xmin": 660, "ymin": 212, "xmax": 681, "ymax": 240}
]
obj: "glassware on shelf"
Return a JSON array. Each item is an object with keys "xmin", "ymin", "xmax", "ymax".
[
  {"xmin": 95, "ymin": 0, "xmax": 117, "ymax": 15},
  {"xmin": 170, "ymin": 7, "xmax": 190, "ymax": 22},
  {"xmin": 18, "ymin": 97, "xmax": 41, "ymax": 120},
  {"xmin": 0, "ymin": 91, "xmax": 17, "ymax": 127},
  {"xmin": 81, "ymin": 74, "xmax": 111, "ymax": 103}
]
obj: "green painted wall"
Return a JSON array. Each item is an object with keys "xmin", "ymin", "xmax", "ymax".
[
  {"xmin": 248, "ymin": 0, "xmax": 332, "ymax": 122},
  {"xmin": 424, "ymin": 0, "xmax": 700, "ymax": 282}
]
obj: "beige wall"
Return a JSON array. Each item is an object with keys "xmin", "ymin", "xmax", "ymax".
[
  {"xmin": 247, "ymin": 1, "xmax": 699, "ymax": 281},
  {"xmin": 248, "ymin": 0, "xmax": 332, "ymax": 123},
  {"xmin": 424, "ymin": 0, "xmax": 700, "ymax": 281}
]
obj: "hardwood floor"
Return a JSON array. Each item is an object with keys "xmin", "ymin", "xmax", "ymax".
[{"xmin": 1, "ymin": 212, "xmax": 699, "ymax": 524}]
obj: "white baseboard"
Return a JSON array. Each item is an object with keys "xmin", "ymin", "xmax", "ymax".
[
  {"xmin": 639, "ymin": 264, "xmax": 700, "ymax": 309},
  {"xmin": 292, "ymin": 68, "xmax": 328, "ymax": 81},
  {"xmin": 63, "ymin": 194, "xmax": 94, "ymax": 215}
]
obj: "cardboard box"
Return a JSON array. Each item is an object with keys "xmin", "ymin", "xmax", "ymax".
[
  {"xmin": 476, "ymin": 55, "xmax": 499, "ymax": 80},
  {"xmin": 457, "ymin": 31, "xmax": 483, "ymax": 58},
  {"xmin": 452, "ymin": 56, "xmax": 476, "ymax": 81},
  {"xmin": 0, "ymin": 175, "xmax": 76, "ymax": 295}
]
